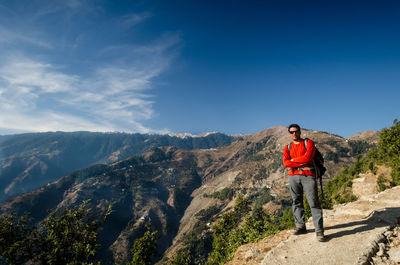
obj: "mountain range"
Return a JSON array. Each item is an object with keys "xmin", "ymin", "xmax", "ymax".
[
  {"xmin": 0, "ymin": 131, "xmax": 234, "ymax": 202},
  {"xmin": 0, "ymin": 127, "xmax": 379, "ymax": 264}
]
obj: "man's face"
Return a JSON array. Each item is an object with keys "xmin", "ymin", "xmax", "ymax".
[{"xmin": 289, "ymin": 127, "xmax": 301, "ymax": 141}]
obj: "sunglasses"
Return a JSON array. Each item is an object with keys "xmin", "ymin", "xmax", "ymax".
[{"xmin": 289, "ymin": 130, "xmax": 300, "ymax": 134}]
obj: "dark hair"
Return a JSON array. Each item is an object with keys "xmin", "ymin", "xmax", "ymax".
[{"xmin": 288, "ymin": 124, "xmax": 301, "ymax": 132}]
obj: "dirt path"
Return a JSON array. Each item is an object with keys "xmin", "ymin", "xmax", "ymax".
[
  {"xmin": 259, "ymin": 186, "xmax": 400, "ymax": 265},
  {"xmin": 352, "ymin": 172, "xmax": 378, "ymax": 199}
]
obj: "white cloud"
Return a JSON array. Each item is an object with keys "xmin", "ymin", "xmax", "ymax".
[
  {"xmin": 0, "ymin": 58, "xmax": 77, "ymax": 93},
  {"xmin": 0, "ymin": 38, "xmax": 177, "ymax": 134}
]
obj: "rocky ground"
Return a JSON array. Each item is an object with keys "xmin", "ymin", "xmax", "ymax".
[
  {"xmin": 370, "ymin": 226, "xmax": 400, "ymax": 265},
  {"xmin": 227, "ymin": 185, "xmax": 400, "ymax": 265}
]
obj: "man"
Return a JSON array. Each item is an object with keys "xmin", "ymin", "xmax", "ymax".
[{"xmin": 282, "ymin": 124, "xmax": 325, "ymax": 242}]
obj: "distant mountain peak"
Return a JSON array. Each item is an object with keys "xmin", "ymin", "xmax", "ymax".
[
  {"xmin": 347, "ymin": 130, "xmax": 380, "ymax": 143},
  {"xmin": 167, "ymin": 131, "xmax": 219, "ymax": 138}
]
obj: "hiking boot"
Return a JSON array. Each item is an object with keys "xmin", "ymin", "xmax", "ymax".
[
  {"xmin": 292, "ymin": 227, "xmax": 307, "ymax": 235},
  {"xmin": 316, "ymin": 231, "xmax": 326, "ymax": 242}
]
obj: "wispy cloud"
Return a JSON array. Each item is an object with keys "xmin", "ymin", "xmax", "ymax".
[
  {"xmin": 0, "ymin": 26, "xmax": 53, "ymax": 48},
  {"xmin": 120, "ymin": 12, "xmax": 153, "ymax": 28},
  {"xmin": 0, "ymin": 1, "xmax": 180, "ymax": 134},
  {"xmin": 0, "ymin": 33, "xmax": 180, "ymax": 133},
  {"xmin": 0, "ymin": 55, "xmax": 163, "ymax": 133}
]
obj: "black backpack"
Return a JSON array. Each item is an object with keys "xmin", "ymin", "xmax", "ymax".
[{"xmin": 288, "ymin": 138, "xmax": 326, "ymax": 198}]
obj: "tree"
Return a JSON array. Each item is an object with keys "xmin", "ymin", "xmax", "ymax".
[
  {"xmin": 37, "ymin": 201, "xmax": 111, "ymax": 265},
  {"xmin": 0, "ymin": 201, "xmax": 111, "ymax": 265},
  {"xmin": 379, "ymin": 121, "xmax": 400, "ymax": 186},
  {"xmin": 127, "ymin": 223, "xmax": 159, "ymax": 265},
  {"xmin": 0, "ymin": 213, "xmax": 38, "ymax": 264}
]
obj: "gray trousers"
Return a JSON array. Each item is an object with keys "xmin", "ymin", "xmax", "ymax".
[{"xmin": 288, "ymin": 174, "xmax": 324, "ymax": 232}]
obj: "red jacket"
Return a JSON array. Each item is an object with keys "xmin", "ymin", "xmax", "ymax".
[{"xmin": 283, "ymin": 138, "xmax": 316, "ymax": 176}]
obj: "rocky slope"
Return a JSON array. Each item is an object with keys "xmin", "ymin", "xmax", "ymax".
[
  {"xmin": 0, "ymin": 126, "xmax": 376, "ymax": 264},
  {"xmin": 347, "ymin": 130, "xmax": 380, "ymax": 144}
]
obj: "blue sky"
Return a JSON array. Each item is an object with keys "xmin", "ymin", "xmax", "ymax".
[{"xmin": 0, "ymin": 0, "xmax": 399, "ymax": 137}]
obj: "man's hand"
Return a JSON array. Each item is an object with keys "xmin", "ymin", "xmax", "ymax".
[{"xmin": 290, "ymin": 159, "xmax": 306, "ymax": 166}]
